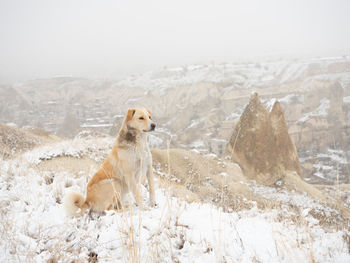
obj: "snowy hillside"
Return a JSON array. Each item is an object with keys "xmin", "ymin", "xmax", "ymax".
[
  {"xmin": 115, "ymin": 56, "xmax": 350, "ymax": 92},
  {"xmin": 1, "ymin": 136, "xmax": 349, "ymax": 262}
]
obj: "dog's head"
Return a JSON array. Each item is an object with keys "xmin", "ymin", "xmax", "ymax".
[{"xmin": 125, "ymin": 108, "xmax": 156, "ymax": 133}]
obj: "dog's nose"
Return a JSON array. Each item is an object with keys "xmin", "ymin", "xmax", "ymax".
[{"xmin": 151, "ymin": 123, "xmax": 156, "ymax": 130}]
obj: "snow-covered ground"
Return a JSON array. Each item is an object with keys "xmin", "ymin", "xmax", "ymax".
[
  {"xmin": 298, "ymin": 98, "xmax": 330, "ymax": 123},
  {"xmin": 0, "ymin": 138, "xmax": 349, "ymax": 262},
  {"xmin": 300, "ymin": 148, "xmax": 349, "ymax": 184}
]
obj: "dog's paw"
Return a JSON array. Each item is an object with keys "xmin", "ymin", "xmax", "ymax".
[
  {"xmin": 149, "ymin": 199, "xmax": 157, "ymax": 208},
  {"xmin": 135, "ymin": 202, "xmax": 146, "ymax": 210},
  {"xmin": 138, "ymin": 205, "xmax": 147, "ymax": 211}
]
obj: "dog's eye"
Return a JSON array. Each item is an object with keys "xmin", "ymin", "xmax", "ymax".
[
  {"xmin": 149, "ymin": 116, "xmax": 152, "ymax": 120},
  {"xmin": 139, "ymin": 117, "xmax": 144, "ymax": 120}
]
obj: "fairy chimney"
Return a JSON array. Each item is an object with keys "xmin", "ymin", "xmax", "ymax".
[{"xmin": 225, "ymin": 93, "xmax": 301, "ymax": 185}]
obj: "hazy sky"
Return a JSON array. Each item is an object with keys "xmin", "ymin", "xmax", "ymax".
[{"xmin": 1, "ymin": 0, "xmax": 349, "ymax": 84}]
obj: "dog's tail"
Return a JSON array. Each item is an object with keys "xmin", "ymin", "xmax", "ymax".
[{"xmin": 63, "ymin": 191, "xmax": 89, "ymax": 217}]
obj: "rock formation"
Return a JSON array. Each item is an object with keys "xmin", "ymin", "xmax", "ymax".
[
  {"xmin": 225, "ymin": 93, "xmax": 301, "ymax": 185},
  {"xmin": 58, "ymin": 111, "xmax": 80, "ymax": 138}
]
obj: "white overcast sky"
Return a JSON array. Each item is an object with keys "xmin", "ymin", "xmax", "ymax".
[{"xmin": 0, "ymin": 0, "xmax": 349, "ymax": 83}]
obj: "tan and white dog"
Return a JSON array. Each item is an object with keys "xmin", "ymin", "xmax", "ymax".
[{"xmin": 64, "ymin": 108, "xmax": 156, "ymax": 217}]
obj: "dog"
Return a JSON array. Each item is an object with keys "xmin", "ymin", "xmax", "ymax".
[{"xmin": 64, "ymin": 108, "xmax": 156, "ymax": 217}]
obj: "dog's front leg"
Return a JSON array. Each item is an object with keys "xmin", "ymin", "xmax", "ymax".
[
  {"xmin": 125, "ymin": 173, "xmax": 143, "ymax": 208},
  {"xmin": 146, "ymin": 163, "xmax": 156, "ymax": 207}
]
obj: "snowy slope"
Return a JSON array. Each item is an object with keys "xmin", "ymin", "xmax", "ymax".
[{"xmin": 1, "ymin": 138, "xmax": 349, "ymax": 262}]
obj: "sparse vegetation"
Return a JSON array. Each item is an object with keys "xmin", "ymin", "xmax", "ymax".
[{"xmin": 0, "ymin": 135, "xmax": 349, "ymax": 262}]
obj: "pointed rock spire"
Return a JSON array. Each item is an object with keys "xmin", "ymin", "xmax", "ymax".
[{"xmin": 225, "ymin": 93, "xmax": 301, "ymax": 185}]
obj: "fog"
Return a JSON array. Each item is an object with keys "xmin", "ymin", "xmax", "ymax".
[{"xmin": 0, "ymin": 0, "xmax": 349, "ymax": 84}]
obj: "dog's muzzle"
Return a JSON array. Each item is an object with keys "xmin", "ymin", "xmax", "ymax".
[{"xmin": 150, "ymin": 123, "xmax": 156, "ymax": 131}]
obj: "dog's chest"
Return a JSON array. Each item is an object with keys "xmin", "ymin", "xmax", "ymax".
[{"xmin": 128, "ymin": 144, "xmax": 151, "ymax": 167}]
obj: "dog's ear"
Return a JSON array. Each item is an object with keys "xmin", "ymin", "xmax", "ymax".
[{"xmin": 126, "ymin": 109, "xmax": 136, "ymax": 121}]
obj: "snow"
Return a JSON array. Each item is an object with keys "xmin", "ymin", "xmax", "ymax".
[
  {"xmin": 112, "ymin": 57, "xmax": 350, "ymax": 93},
  {"xmin": 279, "ymin": 62, "xmax": 308, "ymax": 83},
  {"xmin": 317, "ymin": 149, "xmax": 347, "ymax": 164},
  {"xmin": 249, "ymin": 181, "xmax": 341, "ymax": 219},
  {"xmin": 187, "ymin": 119, "xmax": 201, "ymax": 129},
  {"xmin": 22, "ymin": 137, "xmax": 113, "ymax": 164},
  {"xmin": 1, "ymin": 139, "xmax": 349, "ymax": 262},
  {"xmin": 261, "ymin": 74, "xmax": 275, "ymax": 82},
  {"xmin": 148, "ymin": 134, "xmax": 164, "ymax": 148},
  {"xmin": 5, "ymin": 122, "xmax": 17, "ymax": 128},
  {"xmin": 343, "ymin": 96, "xmax": 350, "ymax": 104},
  {"xmin": 225, "ymin": 108, "xmax": 244, "ymax": 121},
  {"xmin": 262, "ymin": 93, "xmax": 304, "ymax": 112},
  {"xmin": 263, "ymin": 98, "xmax": 277, "ymax": 111},
  {"xmin": 125, "ymin": 97, "xmax": 142, "ymax": 104},
  {"xmin": 278, "ymin": 94, "xmax": 304, "ymax": 104},
  {"xmin": 190, "ymin": 139, "xmax": 205, "ymax": 148},
  {"xmin": 219, "ymin": 172, "xmax": 229, "ymax": 177},
  {"xmin": 298, "ymin": 98, "xmax": 330, "ymax": 122},
  {"xmin": 80, "ymin": 123, "xmax": 113, "ymax": 128},
  {"xmin": 300, "ymin": 148, "xmax": 348, "ymax": 183},
  {"xmin": 313, "ymin": 98, "xmax": 330, "ymax": 116}
]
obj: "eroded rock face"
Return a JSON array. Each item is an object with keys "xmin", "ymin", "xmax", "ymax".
[
  {"xmin": 270, "ymin": 101, "xmax": 302, "ymax": 177},
  {"xmin": 225, "ymin": 93, "xmax": 301, "ymax": 185}
]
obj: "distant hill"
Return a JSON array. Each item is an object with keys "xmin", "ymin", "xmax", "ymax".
[{"xmin": 1, "ymin": 56, "xmax": 350, "ymax": 183}]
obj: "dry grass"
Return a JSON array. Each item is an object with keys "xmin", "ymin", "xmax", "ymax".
[
  {"xmin": 0, "ymin": 123, "xmax": 60, "ymax": 159},
  {"xmin": 35, "ymin": 156, "xmax": 100, "ymax": 176},
  {"xmin": 32, "ymin": 147, "xmax": 350, "ymax": 228},
  {"xmin": 151, "ymin": 148, "xmax": 256, "ymax": 210},
  {"xmin": 284, "ymin": 172, "xmax": 350, "ymax": 220},
  {"xmin": 151, "ymin": 148, "xmax": 350, "ymax": 232}
]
